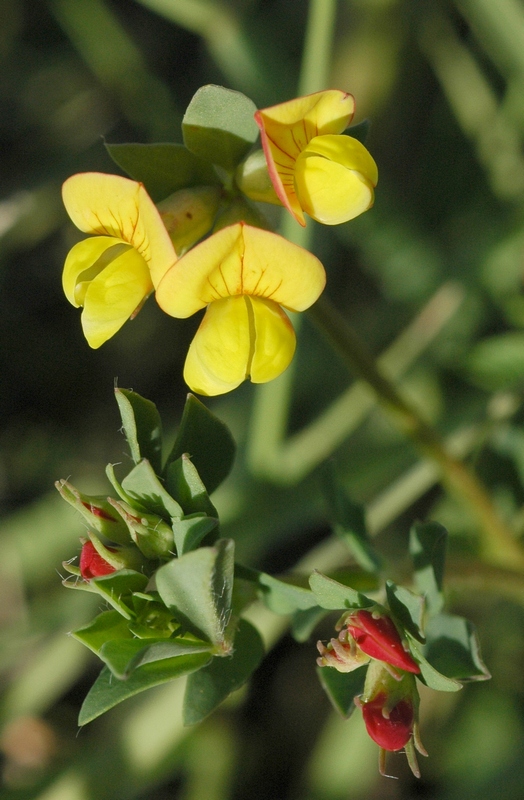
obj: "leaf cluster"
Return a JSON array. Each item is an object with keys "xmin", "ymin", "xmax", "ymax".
[
  {"xmin": 60, "ymin": 391, "xmax": 490, "ymax": 729},
  {"xmin": 61, "ymin": 389, "xmax": 267, "ymax": 726}
]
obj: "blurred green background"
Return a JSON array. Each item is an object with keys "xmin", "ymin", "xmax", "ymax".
[{"xmin": 3, "ymin": 0, "xmax": 524, "ymax": 797}]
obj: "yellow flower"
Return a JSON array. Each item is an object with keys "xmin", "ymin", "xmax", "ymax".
[
  {"xmin": 62, "ymin": 173, "xmax": 177, "ymax": 348},
  {"xmin": 255, "ymin": 90, "xmax": 378, "ymax": 226},
  {"xmin": 156, "ymin": 223, "xmax": 325, "ymax": 396}
]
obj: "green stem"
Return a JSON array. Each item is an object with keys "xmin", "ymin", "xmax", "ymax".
[
  {"xmin": 248, "ymin": 0, "xmax": 336, "ymax": 474},
  {"xmin": 308, "ymin": 293, "xmax": 524, "ymax": 571},
  {"xmin": 298, "ymin": 0, "xmax": 338, "ymax": 96}
]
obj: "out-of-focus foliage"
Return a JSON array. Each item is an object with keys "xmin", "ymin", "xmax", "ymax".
[{"xmin": 3, "ymin": 0, "xmax": 524, "ymax": 798}]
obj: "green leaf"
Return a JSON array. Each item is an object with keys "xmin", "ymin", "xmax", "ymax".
[
  {"xmin": 256, "ymin": 572, "xmax": 318, "ymax": 614},
  {"xmin": 183, "ymin": 619, "xmax": 264, "ymax": 725},
  {"xmin": 165, "ymin": 394, "xmax": 236, "ymax": 494},
  {"xmin": 122, "ymin": 459, "xmax": 183, "ymax": 520},
  {"xmin": 424, "ymin": 614, "xmax": 491, "ymax": 681},
  {"xmin": 385, "ymin": 581, "xmax": 425, "ymax": 643},
  {"xmin": 78, "ymin": 654, "xmax": 212, "ymax": 725},
  {"xmin": 165, "ymin": 455, "xmax": 217, "ymax": 516},
  {"xmin": 90, "ymin": 570, "xmax": 149, "ymax": 619},
  {"xmin": 71, "ymin": 610, "xmax": 133, "ymax": 655},
  {"xmin": 105, "ymin": 463, "xmax": 142, "ymax": 507},
  {"xmin": 127, "ymin": 638, "xmax": 214, "ymax": 673},
  {"xmin": 406, "ymin": 633, "xmax": 462, "ymax": 692},
  {"xmin": 317, "ymin": 664, "xmax": 367, "ymax": 718},
  {"xmin": 291, "ymin": 606, "xmax": 329, "ymax": 643},
  {"xmin": 115, "ymin": 388, "xmax": 163, "ymax": 475},
  {"xmin": 172, "ymin": 514, "xmax": 219, "ymax": 556},
  {"xmin": 321, "ymin": 465, "xmax": 381, "ymax": 573},
  {"xmin": 156, "ymin": 539, "xmax": 235, "ymax": 651},
  {"xmin": 182, "ymin": 85, "xmax": 259, "ymax": 171},
  {"xmin": 99, "ymin": 637, "xmax": 171, "ymax": 678},
  {"xmin": 100, "ymin": 637, "xmax": 213, "ymax": 679},
  {"xmin": 409, "ymin": 521, "xmax": 447, "ymax": 615},
  {"xmin": 309, "ymin": 571, "xmax": 375, "ymax": 611},
  {"xmin": 105, "ymin": 142, "xmax": 220, "ymax": 202}
]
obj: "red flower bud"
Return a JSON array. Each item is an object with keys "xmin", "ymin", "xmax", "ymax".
[
  {"xmin": 361, "ymin": 692, "xmax": 414, "ymax": 751},
  {"xmin": 345, "ymin": 609, "xmax": 419, "ymax": 673},
  {"xmin": 357, "ymin": 664, "xmax": 427, "ymax": 777},
  {"xmin": 80, "ymin": 541, "xmax": 117, "ymax": 580}
]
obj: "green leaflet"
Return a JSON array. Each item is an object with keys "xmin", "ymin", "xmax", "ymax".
[
  {"xmin": 156, "ymin": 539, "xmax": 235, "ymax": 652},
  {"xmin": 183, "ymin": 619, "xmax": 264, "ymax": 725},
  {"xmin": 78, "ymin": 654, "xmax": 211, "ymax": 725},
  {"xmin": 182, "ymin": 85, "xmax": 259, "ymax": 171},
  {"xmin": 165, "ymin": 394, "xmax": 236, "ymax": 494},
  {"xmin": 115, "ymin": 388, "xmax": 163, "ymax": 475}
]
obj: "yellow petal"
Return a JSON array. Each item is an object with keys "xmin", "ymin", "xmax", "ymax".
[
  {"xmin": 255, "ymin": 91, "xmax": 355, "ymax": 225},
  {"xmin": 62, "ymin": 173, "xmax": 177, "ymax": 287},
  {"xmin": 62, "ymin": 236, "xmax": 129, "ymax": 307},
  {"xmin": 183, "ymin": 295, "xmax": 296, "ymax": 396},
  {"xmin": 249, "ymin": 296, "xmax": 296, "ymax": 383},
  {"xmin": 183, "ymin": 296, "xmax": 251, "ymax": 396},
  {"xmin": 301, "ymin": 135, "xmax": 378, "ymax": 185},
  {"xmin": 156, "ymin": 223, "xmax": 325, "ymax": 317},
  {"xmin": 294, "ymin": 136, "xmax": 378, "ymax": 225},
  {"xmin": 81, "ymin": 246, "xmax": 153, "ymax": 348}
]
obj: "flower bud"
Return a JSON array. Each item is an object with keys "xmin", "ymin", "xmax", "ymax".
[
  {"xmin": 235, "ymin": 149, "xmax": 281, "ymax": 205},
  {"xmin": 157, "ymin": 186, "xmax": 221, "ymax": 255},
  {"xmin": 55, "ymin": 479, "xmax": 131, "ymax": 544},
  {"xmin": 361, "ymin": 692, "xmax": 414, "ymax": 752},
  {"xmin": 107, "ymin": 498, "xmax": 174, "ymax": 559},
  {"xmin": 81, "ymin": 532, "xmax": 149, "ymax": 578},
  {"xmin": 79, "ymin": 541, "xmax": 117, "ymax": 580},
  {"xmin": 342, "ymin": 608, "xmax": 420, "ymax": 674},
  {"xmin": 357, "ymin": 662, "xmax": 427, "ymax": 778}
]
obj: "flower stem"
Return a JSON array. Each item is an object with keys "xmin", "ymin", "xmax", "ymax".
[
  {"xmin": 298, "ymin": 0, "xmax": 338, "ymax": 96},
  {"xmin": 308, "ymin": 292, "xmax": 524, "ymax": 571}
]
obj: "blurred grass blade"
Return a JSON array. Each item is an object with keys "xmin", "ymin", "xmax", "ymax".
[
  {"xmin": 131, "ymin": 0, "xmax": 269, "ymax": 99},
  {"xmin": 50, "ymin": 0, "xmax": 180, "ymax": 138}
]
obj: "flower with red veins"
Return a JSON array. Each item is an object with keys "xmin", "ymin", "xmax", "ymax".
[
  {"xmin": 255, "ymin": 90, "xmax": 377, "ymax": 226},
  {"xmin": 156, "ymin": 222, "xmax": 325, "ymax": 395},
  {"xmin": 62, "ymin": 172, "xmax": 177, "ymax": 348},
  {"xmin": 79, "ymin": 541, "xmax": 117, "ymax": 580},
  {"xmin": 343, "ymin": 608, "xmax": 420, "ymax": 674}
]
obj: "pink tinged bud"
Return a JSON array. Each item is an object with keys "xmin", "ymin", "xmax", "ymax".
[
  {"xmin": 79, "ymin": 541, "xmax": 117, "ymax": 580},
  {"xmin": 55, "ymin": 479, "xmax": 131, "ymax": 544},
  {"xmin": 81, "ymin": 502, "xmax": 117, "ymax": 521},
  {"xmin": 361, "ymin": 692, "xmax": 414, "ymax": 751},
  {"xmin": 346, "ymin": 610, "xmax": 420, "ymax": 673}
]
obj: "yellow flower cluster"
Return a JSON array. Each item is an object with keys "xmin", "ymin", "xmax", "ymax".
[{"xmin": 62, "ymin": 91, "xmax": 377, "ymax": 395}]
